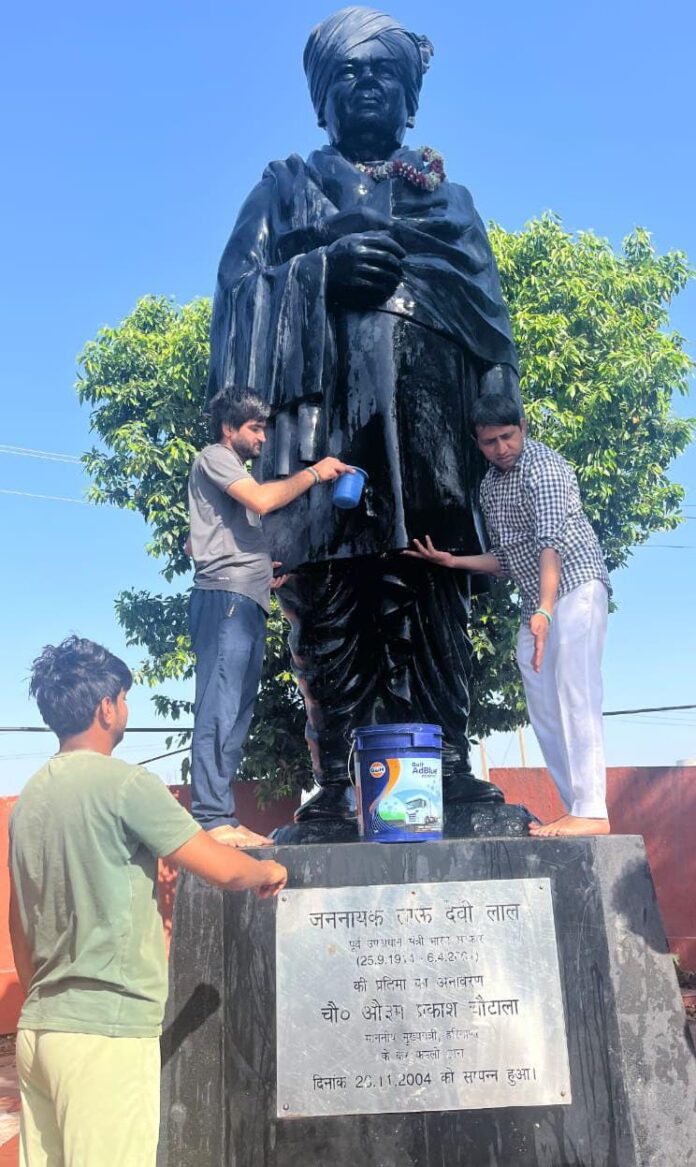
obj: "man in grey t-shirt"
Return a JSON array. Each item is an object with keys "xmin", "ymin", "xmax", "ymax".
[
  {"xmin": 188, "ymin": 389, "xmax": 351, "ymax": 844},
  {"xmin": 189, "ymin": 442, "xmax": 273, "ymax": 613}
]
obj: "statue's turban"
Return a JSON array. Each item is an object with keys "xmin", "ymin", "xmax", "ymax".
[{"xmin": 303, "ymin": 6, "xmax": 433, "ymax": 124}]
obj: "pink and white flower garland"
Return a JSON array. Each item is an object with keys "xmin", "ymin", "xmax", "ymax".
[{"xmin": 355, "ymin": 146, "xmax": 446, "ymax": 192}]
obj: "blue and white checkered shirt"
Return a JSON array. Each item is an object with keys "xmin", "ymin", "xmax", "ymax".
[{"xmin": 479, "ymin": 438, "xmax": 610, "ymax": 621}]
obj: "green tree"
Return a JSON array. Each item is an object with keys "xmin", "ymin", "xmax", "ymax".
[
  {"xmin": 77, "ymin": 295, "xmax": 308, "ymax": 799},
  {"xmin": 468, "ymin": 217, "xmax": 693, "ymax": 735},
  {"xmin": 77, "ymin": 215, "xmax": 693, "ymax": 791}
]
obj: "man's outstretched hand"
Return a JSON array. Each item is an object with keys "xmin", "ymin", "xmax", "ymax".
[
  {"xmin": 311, "ymin": 457, "xmax": 355, "ymax": 482},
  {"xmin": 207, "ymin": 824, "xmax": 272, "ymax": 848},
  {"xmin": 402, "ymin": 535, "xmax": 455, "ymax": 568}
]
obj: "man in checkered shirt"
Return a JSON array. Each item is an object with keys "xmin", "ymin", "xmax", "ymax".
[{"xmin": 408, "ymin": 392, "xmax": 611, "ymax": 837}]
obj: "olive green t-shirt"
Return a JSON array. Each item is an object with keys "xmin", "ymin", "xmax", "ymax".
[{"xmin": 9, "ymin": 751, "xmax": 200, "ymax": 1037}]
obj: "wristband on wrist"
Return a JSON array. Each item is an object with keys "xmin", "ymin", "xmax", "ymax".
[
  {"xmin": 534, "ymin": 607, "xmax": 553, "ymax": 624},
  {"xmin": 306, "ymin": 466, "xmax": 321, "ymax": 486}
]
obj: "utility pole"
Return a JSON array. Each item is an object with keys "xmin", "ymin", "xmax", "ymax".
[
  {"xmin": 517, "ymin": 725, "xmax": 528, "ymax": 767},
  {"xmin": 479, "ymin": 739, "xmax": 489, "ymax": 781}
]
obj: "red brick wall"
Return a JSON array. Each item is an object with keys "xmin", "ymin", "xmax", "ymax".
[{"xmin": 492, "ymin": 766, "xmax": 696, "ymax": 968}]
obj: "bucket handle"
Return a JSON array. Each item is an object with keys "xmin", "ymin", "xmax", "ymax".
[{"xmin": 347, "ymin": 738, "xmax": 356, "ymax": 788}]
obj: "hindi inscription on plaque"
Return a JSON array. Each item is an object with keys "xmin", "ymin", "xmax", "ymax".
[{"xmin": 276, "ymin": 878, "xmax": 570, "ymax": 1118}]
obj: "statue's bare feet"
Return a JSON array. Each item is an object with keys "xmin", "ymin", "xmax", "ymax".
[
  {"xmin": 529, "ymin": 815, "xmax": 610, "ymax": 838},
  {"xmin": 207, "ymin": 824, "xmax": 272, "ymax": 848}
]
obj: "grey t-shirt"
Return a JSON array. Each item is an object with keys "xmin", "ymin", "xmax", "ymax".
[{"xmin": 189, "ymin": 443, "xmax": 273, "ymax": 613}]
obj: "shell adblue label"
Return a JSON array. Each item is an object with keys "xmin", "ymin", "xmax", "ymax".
[{"xmin": 357, "ymin": 754, "xmax": 442, "ymax": 842}]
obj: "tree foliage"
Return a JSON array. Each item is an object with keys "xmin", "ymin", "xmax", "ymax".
[
  {"xmin": 77, "ymin": 215, "xmax": 693, "ymax": 789},
  {"xmin": 78, "ymin": 295, "xmax": 309, "ymax": 799}
]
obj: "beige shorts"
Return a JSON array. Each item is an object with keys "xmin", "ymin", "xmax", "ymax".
[{"xmin": 17, "ymin": 1029, "xmax": 160, "ymax": 1167}]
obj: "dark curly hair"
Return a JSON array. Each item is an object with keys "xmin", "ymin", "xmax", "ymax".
[
  {"xmin": 29, "ymin": 636, "xmax": 132, "ymax": 738},
  {"xmin": 207, "ymin": 389, "xmax": 270, "ymax": 441}
]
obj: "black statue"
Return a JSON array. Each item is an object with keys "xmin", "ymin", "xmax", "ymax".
[{"xmin": 208, "ymin": 6, "xmax": 522, "ymax": 828}]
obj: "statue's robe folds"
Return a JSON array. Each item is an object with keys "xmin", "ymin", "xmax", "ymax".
[
  {"xmin": 209, "ymin": 146, "xmax": 518, "ymax": 569},
  {"xmin": 209, "ymin": 146, "xmax": 519, "ymax": 794}
]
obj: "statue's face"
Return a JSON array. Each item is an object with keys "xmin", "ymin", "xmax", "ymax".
[{"xmin": 323, "ymin": 39, "xmax": 411, "ymax": 153}]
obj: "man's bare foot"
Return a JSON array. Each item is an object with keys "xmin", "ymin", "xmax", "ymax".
[
  {"xmin": 207, "ymin": 824, "xmax": 272, "ymax": 848},
  {"xmin": 529, "ymin": 814, "xmax": 610, "ymax": 838}
]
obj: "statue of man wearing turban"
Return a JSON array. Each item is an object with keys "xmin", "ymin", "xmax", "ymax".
[{"xmin": 208, "ymin": 6, "xmax": 522, "ymax": 830}]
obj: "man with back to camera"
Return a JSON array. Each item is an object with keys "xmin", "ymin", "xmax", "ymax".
[
  {"xmin": 9, "ymin": 635, "xmax": 288, "ymax": 1167},
  {"xmin": 407, "ymin": 392, "xmax": 611, "ymax": 838},
  {"xmin": 187, "ymin": 387, "xmax": 352, "ymax": 844}
]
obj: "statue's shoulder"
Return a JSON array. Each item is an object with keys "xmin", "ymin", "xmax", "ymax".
[
  {"xmin": 261, "ymin": 154, "xmax": 309, "ymax": 184},
  {"xmin": 445, "ymin": 179, "xmax": 477, "ymax": 214},
  {"xmin": 254, "ymin": 155, "xmax": 314, "ymax": 217},
  {"xmin": 442, "ymin": 180, "xmax": 492, "ymax": 238}
]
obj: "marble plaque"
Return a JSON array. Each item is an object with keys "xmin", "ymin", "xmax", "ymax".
[{"xmin": 276, "ymin": 878, "xmax": 571, "ymax": 1118}]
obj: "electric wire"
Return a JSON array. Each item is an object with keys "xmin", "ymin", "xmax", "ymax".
[
  {"xmin": 0, "ymin": 489, "xmax": 88, "ymax": 505},
  {"xmin": 0, "ymin": 444, "xmax": 81, "ymax": 464},
  {"xmin": 1, "ymin": 704, "xmax": 695, "ymax": 768}
]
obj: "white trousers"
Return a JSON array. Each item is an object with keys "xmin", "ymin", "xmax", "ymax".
[{"xmin": 517, "ymin": 579, "xmax": 608, "ymax": 819}]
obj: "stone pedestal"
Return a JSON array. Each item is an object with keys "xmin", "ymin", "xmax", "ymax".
[{"xmin": 158, "ymin": 837, "xmax": 696, "ymax": 1167}]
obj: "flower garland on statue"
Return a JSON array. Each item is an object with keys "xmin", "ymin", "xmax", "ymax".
[{"xmin": 355, "ymin": 146, "xmax": 446, "ymax": 192}]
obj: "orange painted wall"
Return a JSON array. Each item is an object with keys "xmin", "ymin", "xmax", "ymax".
[
  {"xmin": 2, "ymin": 768, "xmax": 695, "ymax": 1033},
  {"xmin": 0, "ymin": 799, "xmax": 24, "ymax": 1039},
  {"xmin": 492, "ymin": 766, "xmax": 696, "ymax": 968}
]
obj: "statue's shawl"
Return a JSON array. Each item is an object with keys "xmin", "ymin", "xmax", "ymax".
[{"xmin": 209, "ymin": 146, "xmax": 518, "ymax": 406}]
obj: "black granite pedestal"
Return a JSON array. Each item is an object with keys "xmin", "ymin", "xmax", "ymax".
[{"xmin": 158, "ymin": 837, "xmax": 696, "ymax": 1167}]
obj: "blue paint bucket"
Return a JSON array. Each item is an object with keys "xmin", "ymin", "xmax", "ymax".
[
  {"xmin": 332, "ymin": 467, "xmax": 368, "ymax": 509},
  {"xmin": 351, "ymin": 723, "xmax": 443, "ymax": 843}
]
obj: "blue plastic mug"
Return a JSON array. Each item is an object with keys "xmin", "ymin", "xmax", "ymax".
[{"xmin": 332, "ymin": 467, "xmax": 368, "ymax": 509}]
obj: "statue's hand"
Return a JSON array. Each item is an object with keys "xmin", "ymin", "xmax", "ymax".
[
  {"xmin": 322, "ymin": 208, "xmax": 393, "ymax": 244},
  {"xmin": 326, "ymin": 231, "xmax": 405, "ymax": 306}
]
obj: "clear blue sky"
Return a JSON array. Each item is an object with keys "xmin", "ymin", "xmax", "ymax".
[{"xmin": 1, "ymin": 0, "xmax": 695, "ymax": 793}]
